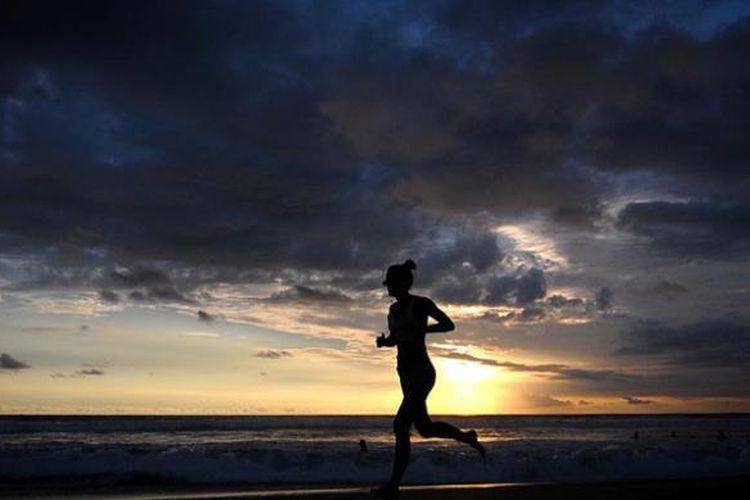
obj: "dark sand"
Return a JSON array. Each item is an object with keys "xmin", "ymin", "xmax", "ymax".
[{"xmin": 2, "ymin": 476, "xmax": 749, "ymax": 500}]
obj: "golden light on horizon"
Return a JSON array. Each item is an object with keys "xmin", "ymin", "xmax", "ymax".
[
  {"xmin": 429, "ymin": 358, "xmax": 507, "ymax": 414},
  {"xmin": 438, "ymin": 358, "xmax": 496, "ymax": 383}
]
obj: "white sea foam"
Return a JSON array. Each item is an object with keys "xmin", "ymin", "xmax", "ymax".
[{"xmin": 1, "ymin": 415, "xmax": 748, "ymax": 485}]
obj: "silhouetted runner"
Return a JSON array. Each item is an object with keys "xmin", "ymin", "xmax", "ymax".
[{"xmin": 371, "ymin": 259, "xmax": 485, "ymax": 499}]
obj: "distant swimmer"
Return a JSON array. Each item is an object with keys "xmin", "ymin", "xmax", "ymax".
[
  {"xmin": 371, "ymin": 259, "xmax": 485, "ymax": 499},
  {"xmin": 360, "ymin": 439, "xmax": 368, "ymax": 452}
]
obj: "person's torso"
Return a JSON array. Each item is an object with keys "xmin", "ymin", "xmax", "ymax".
[{"xmin": 388, "ymin": 295, "xmax": 430, "ymax": 370}]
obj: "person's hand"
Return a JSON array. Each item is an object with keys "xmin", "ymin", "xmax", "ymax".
[{"xmin": 376, "ymin": 332, "xmax": 386, "ymax": 348}]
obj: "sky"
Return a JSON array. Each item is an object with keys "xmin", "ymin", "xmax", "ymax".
[{"xmin": 1, "ymin": 0, "xmax": 750, "ymax": 415}]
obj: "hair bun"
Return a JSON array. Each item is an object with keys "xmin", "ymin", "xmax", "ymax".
[{"xmin": 402, "ymin": 259, "xmax": 416, "ymax": 270}]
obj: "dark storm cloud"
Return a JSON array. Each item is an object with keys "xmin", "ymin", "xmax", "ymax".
[
  {"xmin": 485, "ymin": 268, "xmax": 547, "ymax": 306},
  {"xmin": 1, "ymin": 0, "xmax": 750, "ymax": 298},
  {"xmin": 352, "ymin": 16, "xmax": 750, "ymax": 232},
  {"xmin": 0, "ymin": 1, "xmax": 423, "ymax": 276},
  {"xmin": 409, "ymin": 231, "xmax": 503, "ymax": 287},
  {"xmin": 615, "ymin": 318, "xmax": 750, "ymax": 369},
  {"xmin": 616, "ymin": 200, "xmax": 750, "ymax": 258},
  {"xmin": 431, "ymin": 266, "xmax": 547, "ymax": 306},
  {"xmin": 0, "ymin": 352, "xmax": 30, "ymax": 370}
]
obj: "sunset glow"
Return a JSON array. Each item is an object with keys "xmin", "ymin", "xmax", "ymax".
[{"xmin": 2, "ymin": 0, "xmax": 750, "ymax": 417}]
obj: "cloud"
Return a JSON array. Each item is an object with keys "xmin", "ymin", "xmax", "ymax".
[
  {"xmin": 636, "ymin": 281, "xmax": 688, "ymax": 295},
  {"xmin": 434, "ymin": 267, "xmax": 548, "ymax": 306},
  {"xmin": 1, "ymin": 1, "xmax": 750, "ymax": 408},
  {"xmin": 76, "ymin": 368, "xmax": 105, "ymax": 376},
  {"xmin": 2, "ymin": 2, "xmax": 748, "ymax": 287},
  {"xmin": 267, "ymin": 285, "xmax": 353, "ymax": 304},
  {"xmin": 623, "ymin": 396, "xmax": 653, "ymax": 405},
  {"xmin": 525, "ymin": 393, "xmax": 573, "ymax": 408},
  {"xmin": 547, "ymin": 294, "xmax": 584, "ymax": 308},
  {"xmin": 254, "ymin": 350, "xmax": 293, "ymax": 359},
  {"xmin": 616, "ymin": 200, "xmax": 750, "ymax": 258},
  {"xmin": 105, "ymin": 266, "xmax": 172, "ymax": 288},
  {"xmin": 98, "ymin": 289, "xmax": 120, "ymax": 303},
  {"xmin": 595, "ymin": 287, "xmax": 614, "ymax": 311},
  {"xmin": 182, "ymin": 331, "xmax": 220, "ymax": 338},
  {"xmin": 520, "ymin": 307, "xmax": 546, "ymax": 321},
  {"xmin": 615, "ymin": 318, "xmax": 750, "ymax": 369},
  {"xmin": 0, "ymin": 353, "xmax": 30, "ymax": 370},
  {"xmin": 197, "ymin": 310, "xmax": 215, "ymax": 322},
  {"xmin": 128, "ymin": 286, "xmax": 195, "ymax": 304},
  {"xmin": 433, "ymin": 348, "xmax": 637, "ymax": 383},
  {"xmin": 21, "ymin": 326, "xmax": 66, "ymax": 334}
]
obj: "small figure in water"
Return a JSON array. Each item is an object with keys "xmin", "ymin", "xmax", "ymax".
[
  {"xmin": 360, "ymin": 439, "xmax": 368, "ymax": 452},
  {"xmin": 718, "ymin": 431, "xmax": 728, "ymax": 441},
  {"xmin": 632, "ymin": 431, "xmax": 639, "ymax": 440},
  {"xmin": 371, "ymin": 259, "xmax": 485, "ymax": 499}
]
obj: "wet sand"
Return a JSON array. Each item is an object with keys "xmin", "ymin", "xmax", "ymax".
[{"xmin": 2, "ymin": 476, "xmax": 749, "ymax": 500}]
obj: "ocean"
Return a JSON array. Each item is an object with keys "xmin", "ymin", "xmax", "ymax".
[{"xmin": 1, "ymin": 414, "xmax": 749, "ymax": 486}]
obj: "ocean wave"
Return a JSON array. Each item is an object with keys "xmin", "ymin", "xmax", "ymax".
[{"xmin": 2, "ymin": 438, "xmax": 748, "ymax": 485}]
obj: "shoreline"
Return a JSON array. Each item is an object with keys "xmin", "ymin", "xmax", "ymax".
[{"xmin": 2, "ymin": 476, "xmax": 749, "ymax": 499}]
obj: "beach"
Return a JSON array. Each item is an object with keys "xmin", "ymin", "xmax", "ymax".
[
  {"xmin": 2, "ymin": 415, "xmax": 749, "ymax": 498},
  {"xmin": 1, "ymin": 476, "xmax": 749, "ymax": 499}
]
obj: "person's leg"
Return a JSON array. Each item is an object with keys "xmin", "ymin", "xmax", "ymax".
[
  {"xmin": 389, "ymin": 402, "xmax": 412, "ymax": 485},
  {"xmin": 415, "ymin": 412, "xmax": 470, "ymax": 441},
  {"xmin": 415, "ymin": 414, "xmax": 485, "ymax": 457},
  {"xmin": 373, "ymin": 376, "xmax": 421, "ymax": 498},
  {"xmin": 413, "ymin": 368, "xmax": 486, "ymax": 458}
]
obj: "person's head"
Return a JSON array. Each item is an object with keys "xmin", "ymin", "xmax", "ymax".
[{"xmin": 383, "ymin": 259, "xmax": 416, "ymax": 297}]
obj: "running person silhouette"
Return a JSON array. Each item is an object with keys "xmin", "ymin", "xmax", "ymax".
[{"xmin": 371, "ymin": 259, "xmax": 485, "ymax": 498}]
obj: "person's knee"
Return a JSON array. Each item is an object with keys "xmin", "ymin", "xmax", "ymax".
[
  {"xmin": 393, "ymin": 414, "xmax": 410, "ymax": 437},
  {"xmin": 415, "ymin": 419, "xmax": 434, "ymax": 438}
]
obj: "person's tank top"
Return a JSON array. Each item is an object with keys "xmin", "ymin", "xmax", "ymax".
[
  {"xmin": 388, "ymin": 295, "xmax": 430, "ymax": 370},
  {"xmin": 388, "ymin": 295, "xmax": 425, "ymax": 342}
]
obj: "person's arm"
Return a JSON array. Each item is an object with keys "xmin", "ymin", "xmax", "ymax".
[
  {"xmin": 376, "ymin": 305, "xmax": 399, "ymax": 348},
  {"xmin": 376, "ymin": 332, "xmax": 398, "ymax": 348},
  {"xmin": 424, "ymin": 298, "xmax": 455, "ymax": 333}
]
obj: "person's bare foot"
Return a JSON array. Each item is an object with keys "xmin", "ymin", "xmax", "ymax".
[
  {"xmin": 466, "ymin": 429, "xmax": 486, "ymax": 459},
  {"xmin": 371, "ymin": 483, "xmax": 399, "ymax": 498}
]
